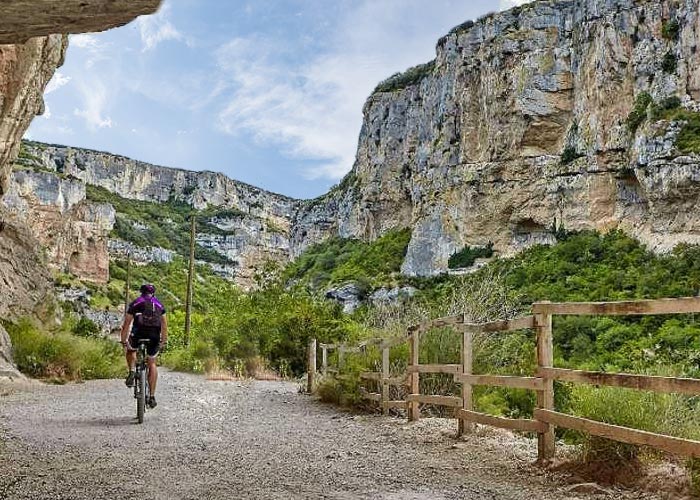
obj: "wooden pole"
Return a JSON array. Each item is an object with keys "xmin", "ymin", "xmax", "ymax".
[
  {"xmin": 381, "ymin": 344, "xmax": 390, "ymax": 415},
  {"xmin": 307, "ymin": 338, "xmax": 317, "ymax": 393},
  {"xmin": 458, "ymin": 327, "xmax": 474, "ymax": 436},
  {"xmin": 123, "ymin": 252, "xmax": 131, "ymax": 314},
  {"xmin": 408, "ymin": 330, "xmax": 420, "ymax": 422},
  {"xmin": 184, "ymin": 214, "xmax": 196, "ymax": 347},
  {"xmin": 338, "ymin": 344, "xmax": 345, "ymax": 370},
  {"xmin": 322, "ymin": 345, "xmax": 328, "ymax": 373},
  {"xmin": 536, "ymin": 307, "xmax": 555, "ymax": 462}
]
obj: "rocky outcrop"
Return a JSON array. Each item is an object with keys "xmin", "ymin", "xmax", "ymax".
[
  {"xmin": 0, "ymin": 208, "xmax": 54, "ymax": 321},
  {"xmin": 292, "ymin": 0, "xmax": 700, "ymax": 276},
  {"xmin": 0, "ymin": 35, "xmax": 68, "ymax": 198},
  {"xmin": 22, "ymin": 141, "xmax": 298, "ymax": 288},
  {"xmin": 3, "ymin": 169, "xmax": 115, "ymax": 282},
  {"xmin": 23, "ymin": 142, "xmax": 299, "ymax": 229},
  {"xmin": 0, "ymin": 1, "xmax": 161, "ymax": 44}
]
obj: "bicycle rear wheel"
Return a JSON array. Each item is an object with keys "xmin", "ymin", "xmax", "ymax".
[{"xmin": 137, "ymin": 368, "xmax": 146, "ymax": 424}]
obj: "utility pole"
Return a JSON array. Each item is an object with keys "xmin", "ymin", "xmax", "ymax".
[
  {"xmin": 124, "ymin": 252, "xmax": 132, "ymax": 315},
  {"xmin": 184, "ymin": 214, "xmax": 196, "ymax": 347}
]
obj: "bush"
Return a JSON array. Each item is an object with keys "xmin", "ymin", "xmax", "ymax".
[
  {"xmin": 662, "ymin": 51, "xmax": 678, "ymax": 74},
  {"xmin": 6, "ymin": 319, "xmax": 122, "ymax": 381},
  {"xmin": 662, "ymin": 19, "xmax": 680, "ymax": 41},
  {"xmin": 374, "ymin": 60, "xmax": 436, "ymax": 93},
  {"xmin": 568, "ymin": 384, "xmax": 699, "ymax": 478},
  {"xmin": 448, "ymin": 243, "xmax": 494, "ymax": 269},
  {"xmin": 283, "ymin": 229, "xmax": 412, "ymax": 288},
  {"xmin": 626, "ymin": 92, "xmax": 653, "ymax": 133},
  {"xmin": 560, "ymin": 145, "xmax": 581, "ymax": 165},
  {"xmin": 72, "ymin": 316, "xmax": 101, "ymax": 338}
]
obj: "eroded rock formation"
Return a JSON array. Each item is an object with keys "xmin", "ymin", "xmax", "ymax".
[
  {"xmin": 0, "ymin": 0, "xmax": 161, "ymax": 44},
  {"xmin": 0, "ymin": 0, "xmax": 161, "ymax": 375},
  {"xmin": 292, "ymin": 0, "xmax": 700, "ymax": 275}
]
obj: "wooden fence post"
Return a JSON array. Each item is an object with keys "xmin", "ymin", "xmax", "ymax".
[
  {"xmin": 338, "ymin": 344, "xmax": 345, "ymax": 371},
  {"xmin": 322, "ymin": 345, "xmax": 328, "ymax": 373},
  {"xmin": 381, "ymin": 344, "xmax": 390, "ymax": 415},
  {"xmin": 458, "ymin": 326, "xmax": 474, "ymax": 436},
  {"xmin": 536, "ymin": 307, "xmax": 555, "ymax": 462},
  {"xmin": 408, "ymin": 329, "xmax": 420, "ymax": 422},
  {"xmin": 307, "ymin": 338, "xmax": 317, "ymax": 394}
]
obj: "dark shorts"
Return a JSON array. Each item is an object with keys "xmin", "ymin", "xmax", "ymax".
[{"xmin": 127, "ymin": 333, "xmax": 161, "ymax": 357}]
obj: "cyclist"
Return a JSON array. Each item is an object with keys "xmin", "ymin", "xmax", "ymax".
[{"xmin": 120, "ymin": 283, "xmax": 168, "ymax": 409}]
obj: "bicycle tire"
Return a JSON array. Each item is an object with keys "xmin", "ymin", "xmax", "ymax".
[{"xmin": 137, "ymin": 368, "xmax": 146, "ymax": 424}]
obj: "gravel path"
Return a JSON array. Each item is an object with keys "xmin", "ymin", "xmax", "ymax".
[{"xmin": 0, "ymin": 371, "xmax": 663, "ymax": 500}]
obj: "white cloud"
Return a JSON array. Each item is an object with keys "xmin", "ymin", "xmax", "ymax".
[
  {"xmin": 216, "ymin": 0, "xmax": 484, "ymax": 181},
  {"xmin": 499, "ymin": 0, "xmax": 532, "ymax": 9},
  {"xmin": 73, "ymin": 80, "xmax": 113, "ymax": 129},
  {"xmin": 45, "ymin": 71, "xmax": 71, "ymax": 95},
  {"xmin": 69, "ymin": 34, "xmax": 102, "ymax": 50},
  {"xmin": 136, "ymin": 4, "xmax": 184, "ymax": 52}
]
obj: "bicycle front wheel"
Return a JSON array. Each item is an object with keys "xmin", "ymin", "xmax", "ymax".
[{"xmin": 137, "ymin": 368, "xmax": 146, "ymax": 424}]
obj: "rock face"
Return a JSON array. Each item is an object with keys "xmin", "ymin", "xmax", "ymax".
[
  {"xmin": 292, "ymin": 0, "xmax": 700, "ymax": 276},
  {"xmin": 25, "ymin": 142, "xmax": 298, "ymax": 228},
  {"xmin": 0, "ymin": 35, "xmax": 67, "ymax": 197},
  {"xmin": 0, "ymin": 208, "xmax": 54, "ymax": 322},
  {"xmin": 3, "ymin": 168, "xmax": 115, "ymax": 282},
  {"xmin": 0, "ymin": 1, "xmax": 161, "ymax": 44},
  {"xmin": 0, "ymin": 0, "xmax": 161, "ymax": 376},
  {"xmin": 22, "ymin": 142, "xmax": 299, "ymax": 289}
]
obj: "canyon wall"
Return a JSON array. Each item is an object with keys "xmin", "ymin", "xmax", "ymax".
[
  {"xmin": 21, "ymin": 142, "xmax": 299, "ymax": 288},
  {"xmin": 292, "ymin": 0, "xmax": 700, "ymax": 276}
]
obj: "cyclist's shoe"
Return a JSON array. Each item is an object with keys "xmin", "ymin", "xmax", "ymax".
[
  {"xmin": 148, "ymin": 396, "xmax": 157, "ymax": 409},
  {"xmin": 125, "ymin": 371, "xmax": 136, "ymax": 387}
]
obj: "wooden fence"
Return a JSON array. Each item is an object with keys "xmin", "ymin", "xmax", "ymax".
[{"xmin": 308, "ymin": 297, "xmax": 700, "ymax": 462}]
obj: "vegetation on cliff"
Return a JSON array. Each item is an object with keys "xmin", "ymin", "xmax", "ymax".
[
  {"xmin": 86, "ymin": 185, "xmax": 236, "ymax": 265},
  {"xmin": 283, "ymin": 228, "xmax": 412, "ymax": 288}
]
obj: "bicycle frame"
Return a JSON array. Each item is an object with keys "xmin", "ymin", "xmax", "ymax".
[{"xmin": 134, "ymin": 342, "xmax": 150, "ymax": 423}]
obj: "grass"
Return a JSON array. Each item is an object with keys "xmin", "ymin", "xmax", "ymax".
[{"xmin": 5, "ymin": 319, "xmax": 122, "ymax": 381}]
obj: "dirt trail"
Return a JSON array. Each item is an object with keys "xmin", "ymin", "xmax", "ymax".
[{"xmin": 0, "ymin": 371, "xmax": 661, "ymax": 500}]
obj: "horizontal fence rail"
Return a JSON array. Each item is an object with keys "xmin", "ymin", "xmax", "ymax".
[{"xmin": 309, "ymin": 296, "xmax": 700, "ymax": 462}]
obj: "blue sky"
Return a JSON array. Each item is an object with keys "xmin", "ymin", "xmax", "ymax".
[{"xmin": 28, "ymin": 0, "xmax": 526, "ymax": 199}]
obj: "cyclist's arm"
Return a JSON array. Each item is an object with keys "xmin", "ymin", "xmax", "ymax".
[
  {"xmin": 160, "ymin": 314, "xmax": 168, "ymax": 345},
  {"xmin": 120, "ymin": 313, "xmax": 134, "ymax": 344}
]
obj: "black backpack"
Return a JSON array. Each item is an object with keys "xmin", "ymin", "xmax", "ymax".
[{"xmin": 136, "ymin": 297, "xmax": 163, "ymax": 329}]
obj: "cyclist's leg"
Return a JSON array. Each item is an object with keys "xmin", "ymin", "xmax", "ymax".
[
  {"xmin": 147, "ymin": 355, "xmax": 158, "ymax": 395},
  {"xmin": 124, "ymin": 335, "xmax": 138, "ymax": 386},
  {"xmin": 146, "ymin": 338, "xmax": 160, "ymax": 396}
]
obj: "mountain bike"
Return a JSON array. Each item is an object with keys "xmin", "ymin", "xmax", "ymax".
[{"xmin": 133, "ymin": 339, "xmax": 150, "ymax": 424}]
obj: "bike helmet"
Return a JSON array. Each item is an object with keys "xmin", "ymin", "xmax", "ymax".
[{"xmin": 140, "ymin": 283, "xmax": 156, "ymax": 295}]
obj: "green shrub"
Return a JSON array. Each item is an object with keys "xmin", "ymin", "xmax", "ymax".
[
  {"xmin": 72, "ymin": 316, "xmax": 101, "ymax": 338},
  {"xmin": 662, "ymin": 51, "xmax": 678, "ymax": 73},
  {"xmin": 86, "ymin": 185, "xmax": 234, "ymax": 265},
  {"xmin": 626, "ymin": 92, "xmax": 653, "ymax": 133},
  {"xmin": 283, "ymin": 228, "xmax": 412, "ymax": 288},
  {"xmin": 448, "ymin": 243, "xmax": 494, "ymax": 269},
  {"xmin": 374, "ymin": 60, "xmax": 436, "ymax": 93},
  {"xmin": 662, "ymin": 19, "xmax": 680, "ymax": 41},
  {"xmin": 568, "ymin": 384, "xmax": 698, "ymax": 474},
  {"xmin": 6, "ymin": 319, "xmax": 122, "ymax": 380},
  {"xmin": 560, "ymin": 146, "xmax": 581, "ymax": 165}
]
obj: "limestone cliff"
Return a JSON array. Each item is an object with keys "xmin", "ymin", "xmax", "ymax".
[
  {"xmin": 22, "ymin": 141, "xmax": 299, "ymax": 289},
  {"xmin": 292, "ymin": 0, "xmax": 700, "ymax": 276},
  {"xmin": 0, "ymin": 0, "xmax": 161, "ymax": 376},
  {"xmin": 3, "ymin": 168, "xmax": 115, "ymax": 282}
]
